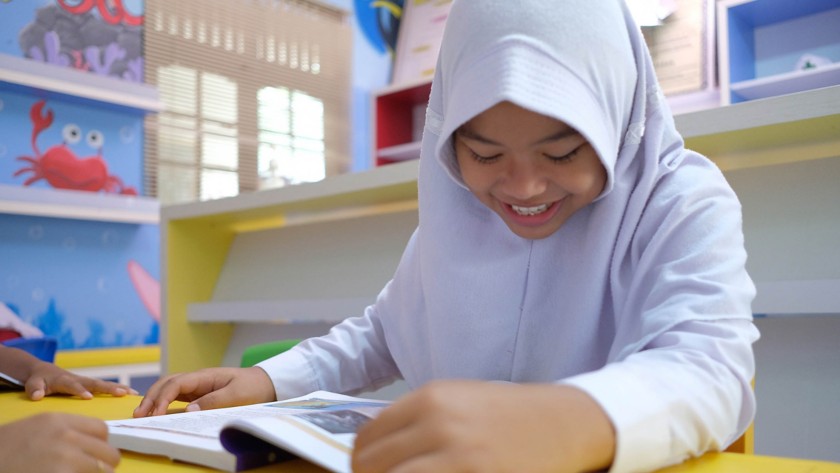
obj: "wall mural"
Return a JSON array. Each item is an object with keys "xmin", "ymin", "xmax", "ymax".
[
  {"xmin": 1, "ymin": 0, "xmax": 144, "ymax": 82},
  {"xmin": 15, "ymin": 99, "xmax": 138, "ymax": 194},
  {"xmin": 0, "ymin": 0, "xmax": 405, "ymax": 350},
  {"xmin": 0, "ymin": 92, "xmax": 143, "ymax": 193},
  {"xmin": 354, "ymin": 0, "xmax": 403, "ymax": 57},
  {"xmin": 0, "ymin": 214, "xmax": 160, "ymax": 349},
  {"xmin": 0, "ymin": 1, "xmax": 155, "ymax": 351}
]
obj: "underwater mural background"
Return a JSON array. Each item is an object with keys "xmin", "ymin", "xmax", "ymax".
[{"xmin": 0, "ymin": 0, "xmax": 155, "ymax": 350}]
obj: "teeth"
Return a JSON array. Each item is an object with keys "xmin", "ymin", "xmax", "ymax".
[{"xmin": 511, "ymin": 204, "xmax": 548, "ymax": 216}]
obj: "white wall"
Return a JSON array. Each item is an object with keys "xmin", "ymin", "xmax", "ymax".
[
  {"xmin": 724, "ymin": 156, "xmax": 840, "ymax": 462},
  {"xmin": 753, "ymin": 316, "xmax": 840, "ymax": 462}
]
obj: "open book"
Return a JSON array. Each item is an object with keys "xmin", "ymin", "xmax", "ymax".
[{"xmin": 107, "ymin": 391, "xmax": 389, "ymax": 472}]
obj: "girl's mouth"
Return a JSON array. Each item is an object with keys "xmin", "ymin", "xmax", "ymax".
[
  {"xmin": 502, "ymin": 199, "xmax": 564, "ymax": 226},
  {"xmin": 510, "ymin": 203, "xmax": 549, "ymax": 216}
]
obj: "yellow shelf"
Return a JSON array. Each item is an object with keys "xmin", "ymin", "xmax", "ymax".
[
  {"xmin": 55, "ymin": 346, "xmax": 160, "ymax": 369},
  {"xmin": 161, "ymin": 162, "xmax": 418, "ymax": 374}
]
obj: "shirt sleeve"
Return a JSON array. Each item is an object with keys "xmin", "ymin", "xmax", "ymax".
[
  {"xmin": 257, "ymin": 302, "xmax": 401, "ymax": 400},
  {"xmin": 564, "ymin": 318, "xmax": 759, "ymax": 473},
  {"xmin": 566, "ymin": 154, "xmax": 759, "ymax": 472}
]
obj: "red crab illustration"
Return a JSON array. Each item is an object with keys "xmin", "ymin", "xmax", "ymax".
[
  {"xmin": 58, "ymin": 0, "xmax": 144, "ymax": 27},
  {"xmin": 14, "ymin": 100, "xmax": 137, "ymax": 195}
]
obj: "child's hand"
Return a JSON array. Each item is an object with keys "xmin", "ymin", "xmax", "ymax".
[
  {"xmin": 133, "ymin": 366, "xmax": 276, "ymax": 417},
  {"xmin": 0, "ymin": 412, "xmax": 120, "ymax": 473},
  {"xmin": 25, "ymin": 361, "xmax": 137, "ymax": 401},
  {"xmin": 352, "ymin": 380, "xmax": 616, "ymax": 473}
]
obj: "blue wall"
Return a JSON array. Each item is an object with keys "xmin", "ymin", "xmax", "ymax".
[{"xmin": 0, "ymin": 214, "xmax": 159, "ymax": 349}]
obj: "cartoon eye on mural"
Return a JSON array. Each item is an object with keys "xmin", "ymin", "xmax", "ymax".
[
  {"xmin": 355, "ymin": 0, "xmax": 404, "ymax": 56},
  {"xmin": 13, "ymin": 100, "xmax": 137, "ymax": 195},
  {"xmin": 18, "ymin": 1, "xmax": 144, "ymax": 81}
]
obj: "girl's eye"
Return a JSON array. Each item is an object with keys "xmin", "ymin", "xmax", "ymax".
[
  {"xmin": 469, "ymin": 149, "xmax": 501, "ymax": 164},
  {"xmin": 545, "ymin": 146, "xmax": 580, "ymax": 163}
]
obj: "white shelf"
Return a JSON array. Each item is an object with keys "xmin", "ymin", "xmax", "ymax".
[
  {"xmin": 188, "ymin": 298, "xmax": 374, "ymax": 324},
  {"xmin": 0, "ymin": 54, "xmax": 163, "ymax": 113},
  {"xmin": 163, "ymin": 159, "xmax": 419, "ymax": 222},
  {"xmin": 730, "ymin": 63, "xmax": 840, "ymax": 102},
  {"xmin": 378, "ymin": 141, "xmax": 422, "ymax": 162},
  {"xmin": 0, "ymin": 184, "xmax": 159, "ymax": 224},
  {"xmin": 674, "ymin": 84, "xmax": 840, "ymax": 138}
]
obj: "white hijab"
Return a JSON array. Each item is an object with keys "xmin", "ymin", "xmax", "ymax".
[{"xmin": 374, "ymin": 0, "xmax": 754, "ymax": 385}]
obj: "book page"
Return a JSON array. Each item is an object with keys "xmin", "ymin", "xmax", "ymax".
[
  {"xmin": 221, "ymin": 398, "xmax": 388, "ymax": 473},
  {"xmin": 108, "ymin": 391, "xmax": 389, "ymax": 472}
]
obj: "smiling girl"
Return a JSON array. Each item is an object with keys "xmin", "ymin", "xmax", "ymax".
[{"xmin": 135, "ymin": 1, "xmax": 759, "ymax": 471}]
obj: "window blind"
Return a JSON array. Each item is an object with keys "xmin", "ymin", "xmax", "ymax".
[{"xmin": 144, "ymin": 0, "xmax": 352, "ymax": 204}]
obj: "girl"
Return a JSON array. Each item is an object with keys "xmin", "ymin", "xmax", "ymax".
[{"xmin": 135, "ymin": 1, "xmax": 759, "ymax": 471}]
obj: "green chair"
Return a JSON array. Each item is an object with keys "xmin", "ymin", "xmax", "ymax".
[{"xmin": 239, "ymin": 339, "xmax": 301, "ymax": 367}]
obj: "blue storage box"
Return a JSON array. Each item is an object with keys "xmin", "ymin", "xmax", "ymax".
[{"xmin": 2, "ymin": 337, "xmax": 58, "ymax": 363}]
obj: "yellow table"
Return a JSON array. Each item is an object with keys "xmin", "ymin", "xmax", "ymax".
[
  {"xmin": 0, "ymin": 391, "xmax": 323, "ymax": 472},
  {"xmin": 2, "ymin": 391, "xmax": 839, "ymax": 472}
]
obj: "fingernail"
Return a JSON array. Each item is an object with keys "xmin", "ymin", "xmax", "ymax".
[
  {"xmin": 185, "ymin": 403, "xmax": 201, "ymax": 412},
  {"xmin": 130, "ymin": 389, "xmax": 140, "ymax": 395}
]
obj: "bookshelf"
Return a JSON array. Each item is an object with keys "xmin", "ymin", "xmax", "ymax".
[
  {"xmin": 717, "ymin": 0, "xmax": 840, "ymax": 105},
  {"xmin": 372, "ymin": 79, "xmax": 432, "ymax": 166},
  {"xmin": 162, "ymin": 85, "xmax": 840, "ymax": 374},
  {"xmin": 160, "ymin": 161, "xmax": 419, "ymax": 372}
]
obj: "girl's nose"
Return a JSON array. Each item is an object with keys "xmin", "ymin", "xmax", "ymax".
[{"xmin": 504, "ymin": 161, "xmax": 547, "ymax": 200}]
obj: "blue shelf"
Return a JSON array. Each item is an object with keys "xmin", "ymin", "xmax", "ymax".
[
  {"xmin": 720, "ymin": 0, "xmax": 840, "ymax": 104},
  {"xmin": 727, "ymin": 0, "xmax": 839, "ymax": 26}
]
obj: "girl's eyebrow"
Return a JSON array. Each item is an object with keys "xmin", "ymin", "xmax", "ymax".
[{"xmin": 456, "ymin": 126, "xmax": 580, "ymax": 146}]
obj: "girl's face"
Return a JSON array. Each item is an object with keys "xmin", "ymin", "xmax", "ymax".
[{"xmin": 454, "ymin": 101, "xmax": 607, "ymax": 240}]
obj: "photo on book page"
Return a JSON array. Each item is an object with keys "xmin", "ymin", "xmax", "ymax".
[{"xmin": 107, "ymin": 391, "xmax": 390, "ymax": 473}]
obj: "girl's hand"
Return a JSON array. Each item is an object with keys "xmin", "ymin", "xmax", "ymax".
[
  {"xmin": 25, "ymin": 360, "xmax": 137, "ymax": 401},
  {"xmin": 352, "ymin": 380, "xmax": 615, "ymax": 473},
  {"xmin": 133, "ymin": 366, "xmax": 276, "ymax": 417},
  {"xmin": 0, "ymin": 412, "xmax": 120, "ymax": 473}
]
